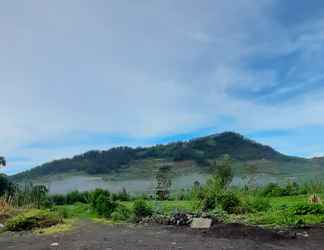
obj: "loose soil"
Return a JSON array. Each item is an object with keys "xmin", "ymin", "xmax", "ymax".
[{"xmin": 1, "ymin": 221, "xmax": 324, "ymax": 250}]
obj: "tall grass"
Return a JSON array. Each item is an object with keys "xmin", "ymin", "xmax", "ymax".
[{"xmin": 1, "ymin": 183, "xmax": 48, "ymax": 209}]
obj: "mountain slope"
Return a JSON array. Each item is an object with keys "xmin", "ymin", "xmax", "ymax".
[{"xmin": 10, "ymin": 132, "xmax": 318, "ymax": 182}]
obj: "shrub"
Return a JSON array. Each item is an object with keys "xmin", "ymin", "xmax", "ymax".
[
  {"xmin": 55, "ymin": 207, "xmax": 70, "ymax": 219},
  {"xmin": 111, "ymin": 188, "xmax": 131, "ymax": 201},
  {"xmin": 217, "ymin": 192, "xmax": 241, "ymax": 214},
  {"xmin": 6, "ymin": 210, "xmax": 62, "ymax": 231},
  {"xmin": 207, "ymin": 207, "xmax": 229, "ymax": 222},
  {"xmin": 260, "ymin": 183, "xmax": 285, "ymax": 197},
  {"xmin": 300, "ymin": 180, "xmax": 324, "ymax": 194},
  {"xmin": 284, "ymin": 181, "xmax": 300, "ymax": 196},
  {"xmin": 246, "ymin": 196, "xmax": 271, "ymax": 212},
  {"xmin": 290, "ymin": 203, "xmax": 324, "ymax": 215},
  {"xmin": 201, "ymin": 195, "xmax": 216, "ymax": 212},
  {"xmin": 111, "ymin": 204, "xmax": 131, "ymax": 221},
  {"xmin": 91, "ymin": 189, "xmax": 111, "ymax": 208},
  {"xmin": 93, "ymin": 194, "xmax": 117, "ymax": 218},
  {"xmin": 50, "ymin": 194, "xmax": 67, "ymax": 205},
  {"xmin": 66, "ymin": 191, "xmax": 89, "ymax": 204},
  {"xmin": 133, "ymin": 199, "xmax": 153, "ymax": 219}
]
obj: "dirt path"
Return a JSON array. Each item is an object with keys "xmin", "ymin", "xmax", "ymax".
[{"xmin": 0, "ymin": 221, "xmax": 323, "ymax": 250}]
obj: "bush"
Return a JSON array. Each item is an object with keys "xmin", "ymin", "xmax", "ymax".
[
  {"xmin": 300, "ymin": 180, "xmax": 324, "ymax": 194},
  {"xmin": 280, "ymin": 209, "xmax": 304, "ymax": 227},
  {"xmin": 111, "ymin": 188, "xmax": 131, "ymax": 201},
  {"xmin": 54, "ymin": 207, "xmax": 70, "ymax": 219},
  {"xmin": 259, "ymin": 182, "xmax": 302, "ymax": 197},
  {"xmin": 207, "ymin": 207, "xmax": 229, "ymax": 222},
  {"xmin": 50, "ymin": 194, "xmax": 67, "ymax": 205},
  {"xmin": 91, "ymin": 189, "xmax": 111, "ymax": 208},
  {"xmin": 133, "ymin": 199, "xmax": 153, "ymax": 219},
  {"xmin": 290, "ymin": 203, "xmax": 324, "ymax": 215},
  {"xmin": 93, "ymin": 194, "xmax": 117, "ymax": 218},
  {"xmin": 217, "ymin": 192, "xmax": 241, "ymax": 214},
  {"xmin": 6, "ymin": 210, "xmax": 62, "ymax": 231},
  {"xmin": 201, "ymin": 195, "xmax": 217, "ymax": 212},
  {"xmin": 111, "ymin": 204, "xmax": 131, "ymax": 221},
  {"xmin": 260, "ymin": 183, "xmax": 285, "ymax": 197},
  {"xmin": 246, "ymin": 196, "xmax": 271, "ymax": 212},
  {"xmin": 66, "ymin": 191, "xmax": 89, "ymax": 204},
  {"xmin": 284, "ymin": 181, "xmax": 300, "ymax": 196}
]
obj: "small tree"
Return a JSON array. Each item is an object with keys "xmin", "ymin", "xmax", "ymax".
[
  {"xmin": 245, "ymin": 164, "xmax": 258, "ymax": 190},
  {"xmin": 212, "ymin": 154, "xmax": 234, "ymax": 189},
  {"xmin": 155, "ymin": 165, "xmax": 173, "ymax": 200}
]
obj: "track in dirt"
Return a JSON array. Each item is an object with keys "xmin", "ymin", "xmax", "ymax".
[{"xmin": 0, "ymin": 221, "xmax": 323, "ymax": 250}]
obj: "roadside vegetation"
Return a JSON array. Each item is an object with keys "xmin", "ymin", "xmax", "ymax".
[{"xmin": 2, "ymin": 155, "xmax": 324, "ymax": 234}]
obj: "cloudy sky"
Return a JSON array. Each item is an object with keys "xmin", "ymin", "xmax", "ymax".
[{"xmin": 1, "ymin": 0, "xmax": 324, "ymax": 175}]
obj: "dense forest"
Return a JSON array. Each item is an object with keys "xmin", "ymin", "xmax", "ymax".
[{"xmin": 10, "ymin": 132, "xmax": 302, "ymax": 182}]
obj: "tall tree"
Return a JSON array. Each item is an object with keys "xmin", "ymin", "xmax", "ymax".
[{"xmin": 155, "ymin": 165, "xmax": 173, "ymax": 200}]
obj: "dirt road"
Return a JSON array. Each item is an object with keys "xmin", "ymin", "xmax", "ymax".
[{"xmin": 1, "ymin": 221, "xmax": 323, "ymax": 250}]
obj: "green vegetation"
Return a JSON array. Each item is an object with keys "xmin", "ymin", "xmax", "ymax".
[
  {"xmin": 3, "ymin": 154, "xmax": 324, "ymax": 235},
  {"xmin": 133, "ymin": 199, "xmax": 153, "ymax": 219},
  {"xmin": 5, "ymin": 209, "xmax": 62, "ymax": 231}
]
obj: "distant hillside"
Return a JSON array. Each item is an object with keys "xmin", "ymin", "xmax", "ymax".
[
  {"xmin": 10, "ymin": 132, "xmax": 321, "ymax": 182},
  {"xmin": 312, "ymin": 157, "xmax": 324, "ymax": 165}
]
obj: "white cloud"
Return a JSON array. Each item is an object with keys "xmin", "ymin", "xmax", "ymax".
[{"xmin": 1, "ymin": 0, "xmax": 324, "ymax": 173}]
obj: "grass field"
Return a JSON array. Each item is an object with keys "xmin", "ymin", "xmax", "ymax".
[{"xmin": 47, "ymin": 193, "xmax": 324, "ymax": 229}]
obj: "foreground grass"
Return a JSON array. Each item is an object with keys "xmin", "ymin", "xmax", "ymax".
[
  {"xmin": 3, "ymin": 194, "xmax": 324, "ymax": 234},
  {"xmin": 56, "ymin": 195, "xmax": 324, "ymax": 228},
  {"xmin": 241, "ymin": 194, "xmax": 324, "ymax": 227},
  {"xmin": 33, "ymin": 219, "xmax": 75, "ymax": 235}
]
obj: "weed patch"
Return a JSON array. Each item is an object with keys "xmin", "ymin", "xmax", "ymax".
[{"xmin": 6, "ymin": 209, "xmax": 62, "ymax": 231}]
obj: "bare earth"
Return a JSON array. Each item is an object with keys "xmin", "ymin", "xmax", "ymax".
[{"xmin": 1, "ymin": 221, "xmax": 324, "ymax": 250}]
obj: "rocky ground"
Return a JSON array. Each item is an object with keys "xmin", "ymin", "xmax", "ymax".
[{"xmin": 1, "ymin": 221, "xmax": 324, "ymax": 250}]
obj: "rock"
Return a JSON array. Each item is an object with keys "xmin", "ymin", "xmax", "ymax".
[
  {"xmin": 297, "ymin": 232, "xmax": 309, "ymax": 238},
  {"xmin": 278, "ymin": 230, "xmax": 297, "ymax": 239},
  {"xmin": 169, "ymin": 213, "xmax": 193, "ymax": 226},
  {"xmin": 50, "ymin": 242, "xmax": 59, "ymax": 247},
  {"xmin": 201, "ymin": 212, "xmax": 209, "ymax": 218},
  {"xmin": 0, "ymin": 223, "xmax": 4, "ymax": 228},
  {"xmin": 190, "ymin": 218, "xmax": 212, "ymax": 229}
]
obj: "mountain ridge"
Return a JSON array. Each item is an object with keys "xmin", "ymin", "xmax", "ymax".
[{"xmin": 10, "ymin": 132, "xmax": 321, "ymax": 182}]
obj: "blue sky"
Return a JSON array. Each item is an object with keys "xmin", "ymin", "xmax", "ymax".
[{"xmin": 1, "ymin": 0, "xmax": 324, "ymax": 175}]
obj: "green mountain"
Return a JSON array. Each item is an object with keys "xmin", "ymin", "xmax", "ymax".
[{"xmin": 10, "ymin": 132, "xmax": 322, "ymax": 182}]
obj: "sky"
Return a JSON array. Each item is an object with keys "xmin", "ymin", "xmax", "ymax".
[{"xmin": 1, "ymin": 0, "xmax": 324, "ymax": 175}]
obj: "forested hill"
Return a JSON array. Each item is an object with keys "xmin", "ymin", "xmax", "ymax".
[{"xmin": 11, "ymin": 132, "xmax": 300, "ymax": 181}]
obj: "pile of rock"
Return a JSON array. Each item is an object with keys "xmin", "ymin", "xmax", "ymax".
[
  {"xmin": 139, "ymin": 213, "xmax": 195, "ymax": 226},
  {"xmin": 139, "ymin": 213, "xmax": 214, "ymax": 229},
  {"xmin": 139, "ymin": 214, "xmax": 170, "ymax": 225},
  {"xmin": 169, "ymin": 213, "xmax": 193, "ymax": 226}
]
